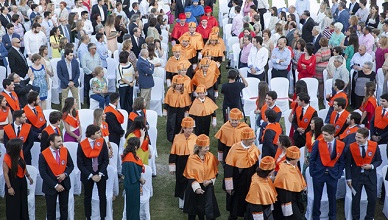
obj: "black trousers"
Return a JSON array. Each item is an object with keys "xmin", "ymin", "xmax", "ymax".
[
  {"xmin": 188, "ymin": 215, "xmax": 215, "ymax": 220},
  {"xmin": 247, "ymin": 72, "xmax": 265, "ymax": 81},
  {"xmin": 84, "ymin": 73, "xmax": 93, "ymax": 105},
  {"xmin": 83, "ymin": 178, "xmax": 107, "ymax": 219},
  {"xmin": 352, "ymin": 173, "xmax": 377, "ymax": 220},
  {"xmin": 118, "ymin": 86, "xmax": 134, "ymax": 114},
  {"xmin": 271, "ymin": 69, "xmax": 288, "ymax": 79},
  {"xmin": 45, "ymin": 190, "xmax": 69, "ymax": 220},
  {"xmin": 257, "ymin": 8, "xmax": 267, "ymax": 31},
  {"xmin": 6, "ymin": 176, "xmax": 28, "ymax": 220}
]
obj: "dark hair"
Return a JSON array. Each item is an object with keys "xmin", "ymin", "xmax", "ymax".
[
  {"xmin": 311, "ymin": 117, "xmax": 323, "ymax": 138},
  {"xmin": 303, "ymin": 10, "xmax": 310, "ymax": 17},
  {"xmin": 296, "ymin": 38, "xmax": 306, "ymax": 51},
  {"xmin": 256, "ymin": 168, "xmax": 273, "ymax": 178},
  {"xmin": 350, "ymin": 111, "xmax": 361, "ymax": 124},
  {"xmin": 13, "ymin": 110, "xmax": 24, "ymax": 121},
  {"xmin": 30, "ymin": 3, "xmax": 38, "ymax": 10},
  {"xmin": 81, "ymin": 11, "xmax": 88, "ymax": 16},
  {"xmin": 297, "ymin": 92, "xmax": 310, "ymax": 104},
  {"xmin": 85, "ymin": 124, "xmax": 101, "ymax": 137},
  {"xmin": 132, "ymin": 2, "xmax": 138, "ymax": 8},
  {"xmin": 271, "ymin": 6, "xmax": 278, "ymax": 16},
  {"xmin": 278, "ymin": 134, "xmax": 291, "ymax": 147},
  {"xmin": 32, "ymin": 22, "xmax": 41, "ymax": 29},
  {"xmin": 6, "ymin": 138, "xmax": 25, "ymax": 178},
  {"xmin": 115, "ymin": 15, "xmax": 122, "ymax": 27},
  {"xmin": 357, "ymin": 127, "xmax": 369, "ymax": 138},
  {"xmin": 305, "ymin": 43, "xmax": 314, "ymax": 56},
  {"xmin": 235, "ymin": 6, "xmax": 241, "ymax": 13},
  {"xmin": 334, "ymin": 97, "xmax": 346, "ymax": 109},
  {"xmin": 11, "ymin": 14, "xmax": 19, "ymax": 23},
  {"xmin": 295, "ymin": 80, "xmax": 308, "ymax": 95},
  {"xmin": 2, "ymin": 78, "xmax": 12, "ymax": 89},
  {"xmin": 321, "ymin": 124, "xmax": 335, "ymax": 135},
  {"xmin": 43, "ymin": 11, "xmax": 51, "ymax": 18},
  {"xmin": 119, "ymin": 51, "xmax": 129, "ymax": 63},
  {"xmin": 96, "ymin": 33, "xmax": 104, "ymax": 42},
  {"xmin": 109, "ymin": 92, "xmax": 120, "ymax": 104},
  {"xmin": 380, "ymin": 93, "xmax": 388, "ymax": 101},
  {"xmin": 265, "ymin": 109, "xmax": 277, "ymax": 123},
  {"xmin": 128, "ymin": 116, "xmax": 147, "ymax": 134},
  {"xmin": 348, "ymin": 34, "xmax": 359, "ymax": 52},
  {"xmin": 6, "ymin": 23, "xmax": 14, "ymax": 30},
  {"xmin": 27, "ymin": 91, "xmax": 39, "ymax": 104},
  {"xmin": 0, "ymin": 94, "xmax": 5, "ymax": 110},
  {"xmin": 333, "ymin": 46, "xmax": 343, "ymax": 54},
  {"xmin": 61, "ymin": 97, "xmax": 77, "ymax": 118},
  {"xmin": 334, "ymin": 79, "xmax": 345, "ymax": 90},
  {"xmin": 227, "ymin": 69, "xmax": 239, "ymax": 80},
  {"xmin": 266, "ymin": 91, "xmax": 277, "ymax": 100},
  {"xmin": 48, "ymin": 133, "xmax": 61, "ymax": 143},
  {"xmin": 121, "ymin": 137, "xmax": 140, "ymax": 160},
  {"xmin": 49, "ymin": 111, "xmax": 62, "ymax": 124},
  {"xmin": 64, "ymin": 48, "xmax": 73, "ymax": 56},
  {"xmin": 254, "ymin": 36, "xmax": 263, "ymax": 45},
  {"xmin": 149, "ymin": 17, "xmax": 157, "ymax": 27}
]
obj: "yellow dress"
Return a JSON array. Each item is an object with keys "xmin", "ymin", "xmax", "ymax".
[{"xmin": 125, "ymin": 131, "xmax": 150, "ymax": 165}]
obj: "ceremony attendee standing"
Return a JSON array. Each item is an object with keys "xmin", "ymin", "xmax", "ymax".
[
  {"xmin": 39, "ymin": 133, "xmax": 74, "ymax": 220},
  {"xmin": 370, "ymin": 93, "xmax": 388, "ymax": 144},
  {"xmin": 77, "ymin": 125, "xmax": 109, "ymax": 220},
  {"xmin": 183, "ymin": 134, "xmax": 220, "ymax": 220},
  {"xmin": 309, "ymin": 124, "xmax": 345, "ymax": 220},
  {"xmin": 3, "ymin": 138, "xmax": 34, "ymax": 220},
  {"xmin": 346, "ymin": 127, "xmax": 382, "ymax": 220},
  {"xmin": 40, "ymin": 111, "xmax": 62, "ymax": 151},
  {"xmin": 224, "ymin": 127, "xmax": 260, "ymax": 219},
  {"xmin": 292, "ymin": 92, "xmax": 317, "ymax": 147},
  {"xmin": 116, "ymin": 51, "xmax": 135, "ymax": 114},
  {"xmin": 137, "ymin": 49, "xmax": 154, "ymax": 109},
  {"xmin": 4, "ymin": 110, "xmax": 34, "ymax": 165},
  {"xmin": 57, "ymin": 49, "xmax": 80, "ymax": 108},
  {"xmin": 169, "ymin": 117, "xmax": 197, "ymax": 209},
  {"xmin": 270, "ymin": 38, "xmax": 291, "ymax": 78},
  {"xmin": 8, "ymin": 38, "xmax": 28, "ymax": 78},
  {"xmin": 104, "ymin": 92, "xmax": 125, "ymax": 147}
]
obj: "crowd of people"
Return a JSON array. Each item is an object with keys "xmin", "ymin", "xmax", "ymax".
[{"xmin": 0, "ymin": 0, "xmax": 388, "ymax": 219}]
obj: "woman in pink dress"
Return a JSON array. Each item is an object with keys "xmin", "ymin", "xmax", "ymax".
[{"xmin": 297, "ymin": 43, "xmax": 316, "ymax": 80}]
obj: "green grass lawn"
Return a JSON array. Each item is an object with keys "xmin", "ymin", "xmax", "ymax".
[{"xmin": 0, "ymin": 1, "xmax": 387, "ymax": 219}]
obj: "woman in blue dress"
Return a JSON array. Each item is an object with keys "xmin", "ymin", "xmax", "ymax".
[
  {"xmin": 122, "ymin": 136, "xmax": 146, "ymax": 220},
  {"xmin": 27, "ymin": 53, "xmax": 49, "ymax": 109}
]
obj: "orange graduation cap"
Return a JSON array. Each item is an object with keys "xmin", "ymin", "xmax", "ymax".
[
  {"xmin": 181, "ymin": 117, "xmax": 195, "ymax": 128},
  {"xmin": 259, "ymin": 156, "xmax": 276, "ymax": 170},
  {"xmin": 195, "ymin": 84, "xmax": 207, "ymax": 93},
  {"xmin": 172, "ymin": 75, "xmax": 185, "ymax": 84},
  {"xmin": 229, "ymin": 108, "xmax": 243, "ymax": 120},
  {"xmin": 172, "ymin": 44, "xmax": 181, "ymax": 52},
  {"xmin": 241, "ymin": 127, "xmax": 255, "ymax": 140},
  {"xmin": 286, "ymin": 146, "xmax": 300, "ymax": 160},
  {"xmin": 177, "ymin": 63, "xmax": 188, "ymax": 71},
  {"xmin": 189, "ymin": 22, "xmax": 197, "ymax": 28},
  {"xmin": 196, "ymin": 134, "xmax": 210, "ymax": 147}
]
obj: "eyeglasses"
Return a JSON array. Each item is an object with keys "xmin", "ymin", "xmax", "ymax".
[{"xmin": 16, "ymin": 41, "xmax": 20, "ymax": 43}]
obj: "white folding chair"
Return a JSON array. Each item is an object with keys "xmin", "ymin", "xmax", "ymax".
[
  {"xmin": 270, "ymin": 77, "xmax": 290, "ymax": 114},
  {"xmin": 299, "ymin": 147, "xmax": 305, "ymax": 170},
  {"xmin": 150, "ymin": 77, "xmax": 164, "ymax": 116},
  {"xmin": 122, "ymin": 165, "xmax": 153, "ymax": 220},
  {"xmin": 27, "ymin": 165, "xmax": 37, "ymax": 220},
  {"xmin": 91, "ymin": 165, "xmax": 118, "ymax": 220},
  {"xmin": 78, "ymin": 109, "xmax": 95, "ymax": 128},
  {"xmin": 148, "ymin": 127, "xmax": 158, "ymax": 176},
  {"xmin": 301, "ymin": 78, "xmax": 319, "ymax": 111},
  {"xmin": 106, "ymin": 58, "xmax": 118, "ymax": 93},
  {"xmin": 145, "ymin": 109, "xmax": 158, "ymax": 128},
  {"xmin": 242, "ymin": 77, "xmax": 260, "ymax": 115},
  {"xmin": 324, "ymin": 79, "xmax": 333, "ymax": 109},
  {"xmin": 344, "ymin": 170, "xmax": 368, "ymax": 220},
  {"xmin": 153, "ymin": 67, "xmax": 166, "ymax": 80},
  {"xmin": 227, "ymin": 37, "xmax": 239, "ymax": 60},
  {"xmin": 0, "ymin": 66, "xmax": 6, "ymax": 91},
  {"xmin": 63, "ymin": 142, "xmax": 82, "ymax": 195},
  {"xmin": 43, "ymin": 109, "xmax": 57, "ymax": 126},
  {"xmin": 377, "ymin": 144, "xmax": 387, "ymax": 197},
  {"xmin": 263, "ymin": 12, "xmax": 271, "ymax": 29},
  {"xmin": 0, "ymin": 143, "xmax": 5, "ymax": 197},
  {"xmin": 223, "ymin": 24, "xmax": 232, "ymax": 42},
  {"xmin": 108, "ymin": 142, "xmax": 119, "ymax": 198},
  {"xmin": 249, "ymin": 110, "xmax": 256, "ymax": 130},
  {"xmin": 50, "ymin": 58, "xmax": 61, "ymax": 105},
  {"xmin": 239, "ymin": 67, "xmax": 249, "ymax": 79},
  {"xmin": 282, "ymin": 109, "xmax": 292, "ymax": 136},
  {"xmin": 232, "ymin": 43, "xmax": 241, "ymax": 69},
  {"xmin": 113, "ymin": 50, "xmax": 119, "ymax": 61},
  {"xmin": 221, "ymin": 17, "xmax": 228, "ymax": 27},
  {"xmin": 30, "ymin": 142, "xmax": 44, "ymax": 195},
  {"xmin": 383, "ymin": 165, "xmax": 388, "ymax": 218},
  {"xmin": 305, "ymin": 167, "xmax": 330, "ymax": 220},
  {"xmin": 318, "ymin": 109, "xmax": 329, "ymax": 124}
]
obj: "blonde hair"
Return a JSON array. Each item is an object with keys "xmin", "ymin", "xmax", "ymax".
[
  {"xmin": 92, "ymin": 66, "xmax": 104, "ymax": 77},
  {"xmin": 380, "ymin": 36, "xmax": 388, "ymax": 48},
  {"xmin": 122, "ymin": 39, "xmax": 132, "ymax": 51}
]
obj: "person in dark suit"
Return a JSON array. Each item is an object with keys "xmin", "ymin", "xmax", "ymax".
[
  {"xmin": 175, "ymin": 0, "xmax": 191, "ymax": 18},
  {"xmin": 312, "ymin": 26, "xmax": 323, "ymax": 53},
  {"xmin": 346, "ymin": 127, "xmax": 382, "ymax": 220},
  {"xmin": 286, "ymin": 21, "xmax": 297, "ymax": 47},
  {"xmin": 8, "ymin": 38, "xmax": 29, "ymax": 78},
  {"xmin": 58, "ymin": 20, "xmax": 71, "ymax": 41},
  {"xmin": 143, "ymin": 16, "xmax": 162, "ymax": 37},
  {"xmin": 3, "ymin": 23, "xmax": 20, "ymax": 50},
  {"xmin": 91, "ymin": 0, "xmax": 108, "ymax": 24},
  {"xmin": 310, "ymin": 124, "xmax": 346, "ymax": 220},
  {"xmin": 128, "ymin": 14, "xmax": 140, "ymax": 36},
  {"xmin": 131, "ymin": 27, "xmax": 145, "ymax": 58},
  {"xmin": 57, "ymin": 49, "xmax": 80, "ymax": 108},
  {"xmin": 349, "ymin": 0, "xmax": 360, "ymax": 15},
  {"xmin": 137, "ymin": 49, "xmax": 154, "ymax": 109},
  {"xmin": 40, "ymin": 111, "xmax": 62, "ymax": 152},
  {"xmin": 24, "ymin": 91, "xmax": 47, "ymax": 141},
  {"xmin": 370, "ymin": 93, "xmax": 388, "ymax": 145},
  {"xmin": 0, "ymin": 7, "xmax": 11, "ymax": 28},
  {"xmin": 104, "ymin": 92, "xmax": 125, "ymax": 147},
  {"xmin": 4, "ymin": 110, "xmax": 34, "ymax": 165},
  {"xmin": 341, "ymin": 112, "xmax": 361, "ymax": 146},
  {"xmin": 77, "ymin": 124, "xmax": 109, "ymax": 220},
  {"xmin": 127, "ymin": 2, "xmax": 141, "ymax": 20},
  {"xmin": 122, "ymin": 0, "xmax": 130, "ymax": 18},
  {"xmin": 39, "ymin": 133, "xmax": 74, "ymax": 220},
  {"xmin": 335, "ymin": 2, "xmax": 350, "ymax": 33},
  {"xmin": 8, "ymin": 73, "xmax": 39, "ymax": 109},
  {"xmin": 301, "ymin": 10, "xmax": 315, "ymax": 43}
]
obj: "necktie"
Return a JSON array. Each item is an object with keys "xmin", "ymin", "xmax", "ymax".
[
  {"xmin": 299, "ymin": 107, "xmax": 304, "ymax": 120},
  {"xmin": 328, "ymin": 142, "xmax": 333, "ymax": 156},
  {"xmin": 137, "ymin": 37, "xmax": 140, "ymax": 47},
  {"xmin": 9, "ymin": 92, "xmax": 14, "ymax": 100},
  {"xmin": 91, "ymin": 141, "xmax": 98, "ymax": 172},
  {"xmin": 334, "ymin": 113, "xmax": 340, "ymax": 123},
  {"xmin": 63, "ymin": 26, "xmax": 70, "ymax": 40},
  {"xmin": 54, "ymin": 127, "xmax": 58, "ymax": 134},
  {"xmin": 361, "ymin": 145, "xmax": 366, "ymax": 158},
  {"xmin": 55, "ymin": 150, "xmax": 60, "ymax": 164},
  {"xmin": 16, "ymin": 126, "xmax": 20, "ymax": 136},
  {"xmin": 18, "ymin": 49, "xmax": 27, "ymax": 64},
  {"xmin": 382, "ymin": 109, "xmax": 386, "ymax": 117},
  {"xmin": 33, "ymin": 108, "xmax": 37, "ymax": 115},
  {"xmin": 5, "ymin": 15, "xmax": 9, "ymax": 23}
]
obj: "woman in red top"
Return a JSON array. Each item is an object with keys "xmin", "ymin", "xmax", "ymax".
[
  {"xmin": 297, "ymin": 43, "xmax": 316, "ymax": 80},
  {"xmin": 360, "ymin": 82, "xmax": 377, "ymax": 128},
  {"xmin": 62, "ymin": 97, "xmax": 82, "ymax": 142},
  {"xmin": 0, "ymin": 94, "xmax": 12, "ymax": 143},
  {"xmin": 3, "ymin": 138, "xmax": 34, "ymax": 219}
]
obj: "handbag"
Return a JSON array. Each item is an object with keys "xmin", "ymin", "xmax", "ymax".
[{"xmin": 167, "ymin": 11, "xmax": 174, "ymax": 24}]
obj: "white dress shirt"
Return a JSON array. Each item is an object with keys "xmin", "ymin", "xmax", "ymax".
[
  {"xmin": 24, "ymin": 30, "xmax": 47, "ymax": 56},
  {"xmin": 247, "ymin": 46, "xmax": 268, "ymax": 75}
]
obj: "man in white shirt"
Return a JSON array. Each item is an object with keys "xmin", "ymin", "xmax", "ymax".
[
  {"xmin": 139, "ymin": 0, "xmax": 149, "ymax": 18},
  {"xmin": 247, "ymin": 36, "xmax": 268, "ymax": 81},
  {"xmin": 81, "ymin": 11, "xmax": 93, "ymax": 35},
  {"xmin": 24, "ymin": 23, "xmax": 47, "ymax": 59},
  {"xmin": 350, "ymin": 45, "xmax": 373, "ymax": 73},
  {"xmin": 381, "ymin": 20, "xmax": 388, "ymax": 37},
  {"xmin": 295, "ymin": 0, "xmax": 310, "ymax": 19},
  {"xmin": 71, "ymin": 0, "xmax": 88, "ymax": 18},
  {"xmin": 41, "ymin": 11, "xmax": 54, "ymax": 37},
  {"xmin": 231, "ymin": 6, "xmax": 243, "ymax": 36}
]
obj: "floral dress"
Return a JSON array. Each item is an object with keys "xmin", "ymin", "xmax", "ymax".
[{"xmin": 31, "ymin": 65, "xmax": 48, "ymax": 100}]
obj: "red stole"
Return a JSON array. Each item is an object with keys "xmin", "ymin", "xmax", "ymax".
[
  {"xmin": 305, "ymin": 132, "xmax": 323, "ymax": 153},
  {"xmin": 260, "ymin": 104, "xmax": 281, "ymax": 121},
  {"xmin": 63, "ymin": 112, "xmax": 80, "ymax": 128},
  {"xmin": 329, "ymin": 91, "xmax": 348, "ymax": 107},
  {"xmin": 101, "ymin": 122, "xmax": 109, "ymax": 137},
  {"xmin": 1, "ymin": 91, "xmax": 20, "ymax": 111},
  {"xmin": 0, "ymin": 106, "xmax": 9, "ymax": 122},
  {"xmin": 261, "ymin": 122, "xmax": 282, "ymax": 144},
  {"xmin": 318, "ymin": 139, "xmax": 345, "ymax": 167},
  {"xmin": 349, "ymin": 141, "xmax": 377, "ymax": 166},
  {"xmin": 373, "ymin": 106, "xmax": 388, "ymax": 129},
  {"xmin": 42, "ymin": 147, "xmax": 68, "ymax": 176},
  {"xmin": 133, "ymin": 129, "xmax": 149, "ymax": 151},
  {"xmin": 339, "ymin": 126, "xmax": 359, "ymax": 140},
  {"xmin": 104, "ymin": 105, "xmax": 124, "ymax": 124},
  {"xmin": 43, "ymin": 125, "xmax": 61, "ymax": 136},
  {"xmin": 122, "ymin": 152, "xmax": 145, "ymax": 172},
  {"xmin": 4, "ymin": 123, "xmax": 31, "ymax": 143},
  {"xmin": 295, "ymin": 106, "xmax": 316, "ymax": 130},
  {"xmin": 3, "ymin": 151, "xmax": 25, "ymax": 178},
  {"xmin": 24, "ymin": 105, "xmax": 46, "ymax": 128},
  {"xmin": 80, "ymin": 138, "xmax": 105, "ymax": 158},
  {"xmin": 330, "ymin": 110, "xmax": 350, "ymax": 136}
]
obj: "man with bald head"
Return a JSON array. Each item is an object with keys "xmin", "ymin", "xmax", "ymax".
[
  {"xmin": 136, "ymin": 49, "xmax": 154, "ymax": 108},
  {"xmin": 8, "ymin": 38, "xmax": 29, "ymax": 78},
  {"xmin": 270, "ymin": 38, "xmax": 291, "ymax": 79}
]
